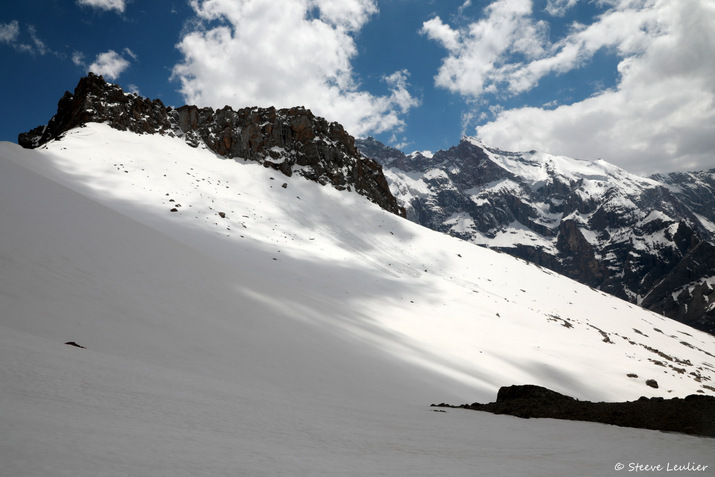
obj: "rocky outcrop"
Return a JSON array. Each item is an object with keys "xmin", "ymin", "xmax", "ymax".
[
  {"xmin": 19, "ymin": 74, "xmax": 172, "ymax": 147},
  {"xmin": 433, "ymin": 384, "xmax": 715, "ymax": 437},
  {"xmin": 20, "ymin": 74, "xmax": 404, "ymax": 216},
  {"xmin": 641, "ymin": 241, "xmax": 715, "ymax": 334},
  {"xmin": 357, "ymin": 137, "xmax": 715, "ymax": 335},
  {"xmin": 652, "ymin": 170, "xmax": 715, "ymax": 227},
  {"xmin": 555, "ymin": 219, "xmax": 609, "ymax": 284}
]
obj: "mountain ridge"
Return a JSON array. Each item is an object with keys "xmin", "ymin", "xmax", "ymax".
[
  {"xmin": 19, "ymin": 73, "xmax": 404, "ymax": 216},
  {"xmin": 356, "ymin": 136, "xmax": 715, "ymax": 334}
]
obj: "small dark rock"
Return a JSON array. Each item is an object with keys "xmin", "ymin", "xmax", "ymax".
[{"xmin": 646, "ymin": 379, "xmax": 659, "ymax": 389}]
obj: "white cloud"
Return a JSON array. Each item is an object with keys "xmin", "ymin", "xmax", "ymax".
[
  {"xmin": 420, "ymin": 0, "xmax": 548, "ymax": 98},
  {"xmin": 123, "ymin": 47, "xmax": 138, "ymax": 61},
  {"xmin": 476, "ymin": 0, "xmax": 715, "ymax": 174},
  {"xmin": 0, "ymin": 21, "xmax": 52, "ymax": 56},
  {"xmin": 545, "ymin": 0, "xmax": 579, "ymax": 17},
  {"xmin": 72, "ymin": 51, "xmax": 86, "ymax": 66},
  {"xmin": 76, "ymin": 0, "xmax": 126, "ymax": 13},
  {"xmin": 420, "ymin": 17, "xmax": 461, "ymax": 52},
  {"xmin": 427, "ymin": 0, "xmax": 715, "ymax": 174},
  {"xmin": 0, "ymin": 20, "xmax": 20, "ymax": 44},
  {"xmin": 312, "ymin": 0, "xmax": 378, "ymax": 30},
  {"xmin": 384, "ymin": 70, "xmax": 420, "ymax": 114},
  {"xmin": 26, "ymin": 26, "xmax": 49, "ymax": 56},
  {"xmin": 172, "ymin": 0, "xmax": 418, "ymax": 137},
  {"xmin": 458, "ymin": 1, "xmax": 472, "ymax": 14},
  {"xmin": 88, "ymin": 50, "xmax": 132, "ymax": 80}
]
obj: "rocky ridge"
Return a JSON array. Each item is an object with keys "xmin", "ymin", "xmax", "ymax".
[
  {"xmin": 357, "ymin": 137, "xmax": 715, "ymax": 334},
  {"xmin": 19, "ymin": 74, "xmax": 403, "ymax": 216},
  {"xmin": 433, "ymin": 384, "xmax": 715, "ymax": 437}
]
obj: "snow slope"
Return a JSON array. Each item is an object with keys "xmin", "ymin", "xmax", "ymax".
[
  {"xmin": 1, "ymin": 124, "xmax": 714, "ymax": 476},
  {"xmin": 360, "ymin": 136, "xmax": 715, "ymax": 334}
]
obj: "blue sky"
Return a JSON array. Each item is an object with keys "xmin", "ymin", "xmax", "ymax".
[{"xmin": 1, "ymin": 0, "xmax": 713, "ymax": 175}]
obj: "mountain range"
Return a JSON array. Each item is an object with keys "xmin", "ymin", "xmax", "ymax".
[
  {"xmin": 356, "ymin": 137, "xmax": 715, "ymax": 335},
  {"xmin": 2, "ymin": 75, "xmax": 714, "ymax": 474}
]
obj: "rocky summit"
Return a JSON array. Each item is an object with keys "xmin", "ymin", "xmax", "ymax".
[
  {"xmin": 357, "ymin": 137, "xmax": 715, "ymax": 335},
  {"xmin": 19, "ymin": 73, "xmax": 403, "ymax": 216}
]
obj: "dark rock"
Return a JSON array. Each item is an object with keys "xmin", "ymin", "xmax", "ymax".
[
  {"xmin": 555, "ymin": 220, "xmax": 608, "ymax": 285},
  {"xmin": 434, "ymin": 384, "xmax": 715, "ymax": 437},
  {"xmin": 19, "ymin": 73, "xmax": 171, "ymax": 148},
  {"xmin": 65, "ymin": 341, "xmax": 86, "ymax": 349},
  {"xmin": 641, "ymin": 241, "xmax": 715, "ymax": 334},
  {"xmin": 496, "ymin": 384, "xmax": 575, "ymax": 404}
]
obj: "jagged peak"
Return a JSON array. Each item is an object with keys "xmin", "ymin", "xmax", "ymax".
[{"xmin": 18, "ymin": 75, "xmax": 404, "ymax": 216}]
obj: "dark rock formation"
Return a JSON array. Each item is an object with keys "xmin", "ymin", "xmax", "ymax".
[
  {"xmin": 433, "ymin": 384, "xmax": 715, "ymax": 437},
  {"xmin": 555, "ymin": 219, "xmax": 609, "ymax": 284},
  {"xmin": 20, "ymin": 74, "xmax": 404, "ymax": 216},
  {"xmin": 357, "ymin": 137, "xmax": 715, "ymax": 335},
  {"xmin": 19, "ymin": 74, "xmax": 172, "ymax": 147},
  {"xmin": 641, "ymin": 241, "xmax": 715, "ymax": 334}
]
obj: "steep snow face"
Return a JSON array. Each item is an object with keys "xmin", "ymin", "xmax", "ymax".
[{"xmin": 1, "ymin": 125, "xmax": 714, "ymax": 475}]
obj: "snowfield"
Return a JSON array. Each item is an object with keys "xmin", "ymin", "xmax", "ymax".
[{"xmin": 1, "ymin": 124, "xmax": 713, "ymax": 476}]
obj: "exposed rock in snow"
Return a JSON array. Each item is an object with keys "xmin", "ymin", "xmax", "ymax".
[{"xmin": 435, "ymin": 384, "xmax": 715, "ymax": 437}]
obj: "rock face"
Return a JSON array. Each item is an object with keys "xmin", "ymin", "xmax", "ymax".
[
  {"xmin": 357, "ymin": 136, "xmax": 715, "ymax": 334},
  {"xmin": 19, "ymin": 74, "xmax": 403, "ymax": 216},
  {"xmin": 433, "ymin": 384, "xmax": 715, "ymax": 437}
]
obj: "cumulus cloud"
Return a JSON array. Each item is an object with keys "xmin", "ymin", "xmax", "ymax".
[
  {"xmin": 76, "ymin": 0, "xmax": 126, "ymax": 13},
  {"xmin": 426, "ymin": 0, "xmax": 715, "ymax": 174},
  {"xmin": 420, "ymin": 0, "xmax": 548, "ymax": 98},
  {"xmin": 172, "ymin": 0, "xmax": 418, "ymax": 137},
  {"xmin": 88, "ymin": 49, "xmax": 132, "ymax": 80}
]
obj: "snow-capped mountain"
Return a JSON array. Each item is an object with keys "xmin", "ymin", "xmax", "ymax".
[
  {"xmin": 20, "ymin": 73, "xmax": 402, "ymax": 216},
  {"xmin": 2, "ymin": 78, "xmax": 715, "ymax": 474},
  {"xmin": 357, "ymin": 137, "xmax": 715, "ymax": 335}
]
